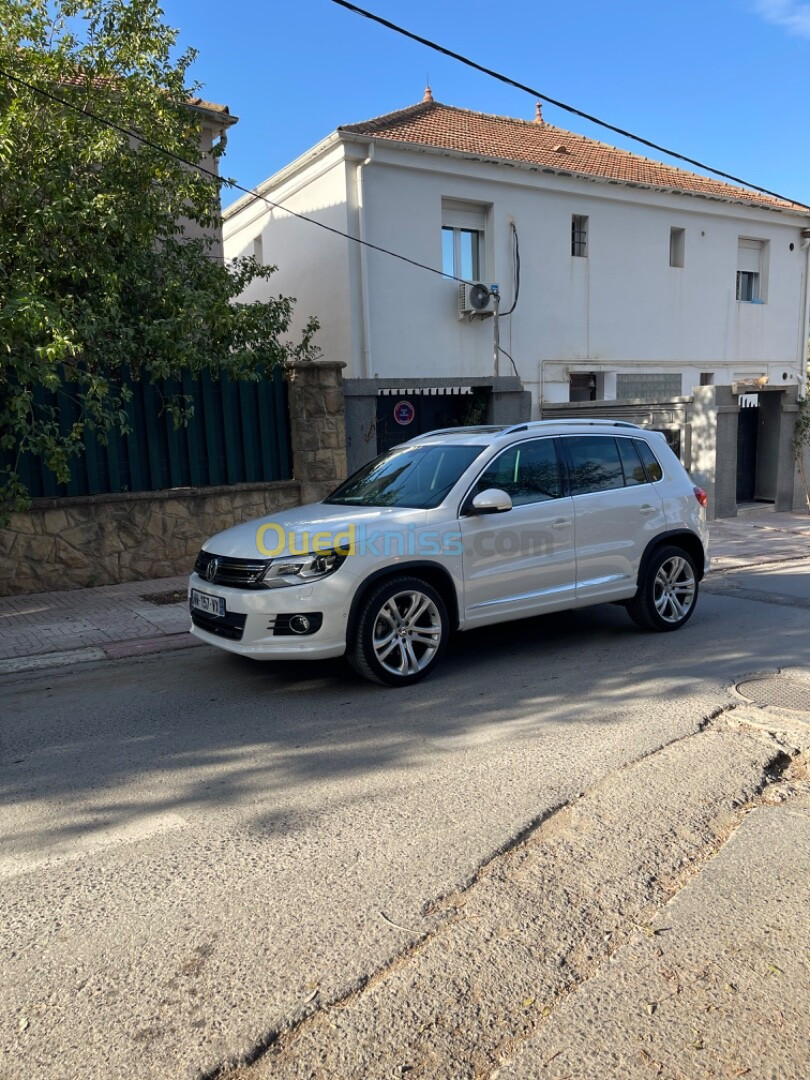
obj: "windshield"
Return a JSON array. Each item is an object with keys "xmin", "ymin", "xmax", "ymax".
[{"xmin": 325, "ymin": 444, "xmax": 485, "ymax": 509}]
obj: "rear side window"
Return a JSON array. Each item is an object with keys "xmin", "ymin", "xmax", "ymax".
[
  {"xmin": 566, "ymin": 436, "xmax": 624, "ymax": 495},
  {"xmin": 635, "ymin": 439, "xmax": 664, "ymax": 482},
  {"xmin": 617, "ymin": 438, "xmax": 647, "ymax": 486}
]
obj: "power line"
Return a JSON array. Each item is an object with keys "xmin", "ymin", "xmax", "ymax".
[
  {"xmin": 0, "ymin": 66, "xmax": 472, "ymax": 285},
  {"xmin": 329, "ymin": 0, "xmax": 810, "ymax": 213}
]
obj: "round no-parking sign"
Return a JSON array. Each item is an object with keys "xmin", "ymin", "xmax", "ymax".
[{"xmin": 393, "ymin": 400, "xmax": 416, "ymax": 426}]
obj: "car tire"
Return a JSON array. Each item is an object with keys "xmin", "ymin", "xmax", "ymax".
[
  {"xmin": 626, "ymin": 545, "xmax": 699, "ymax": 632},
  {"xmin": 348, "ymin": 576, "xmax": 449, "ymax": 686}
]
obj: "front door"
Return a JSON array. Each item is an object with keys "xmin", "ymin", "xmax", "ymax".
[{"xmin": 460, "ymin": 437, "xmax": 576, "ymax": 626}]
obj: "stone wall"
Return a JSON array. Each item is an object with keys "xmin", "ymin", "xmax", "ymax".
[
  {"xmin": 0, "ymin": 482, "xmax": 301, "ymax": 594},
  {"xmin": 286, "ymin": 359, "xmax": 348, "ymax": 503},
  {"xmin": 0, "ymin": 359, "xmax": 348, "ymax": 595}
]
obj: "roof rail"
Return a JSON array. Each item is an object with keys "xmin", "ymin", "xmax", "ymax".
[
  {"xmin": 417, "ymin": 425, "xmax": 505, "ymax": 438},
  {"xmin": 499, "ymin": 418, "xmax": 643, "ymax": 436}
]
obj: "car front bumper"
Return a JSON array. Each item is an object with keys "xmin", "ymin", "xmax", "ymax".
[{"xmin": 188, "ymin": 572, "xmax": 349, "ymax": 661}]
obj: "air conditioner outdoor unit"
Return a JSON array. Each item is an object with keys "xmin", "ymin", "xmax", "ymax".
[{"xmin": 458, "ymin": 281, "xmax": 494, "ymax": 317}]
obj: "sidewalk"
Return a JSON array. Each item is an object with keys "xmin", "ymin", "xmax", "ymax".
[{"xmin": 1, "ymin": 509, "xmax": 808, "ymax": 673}]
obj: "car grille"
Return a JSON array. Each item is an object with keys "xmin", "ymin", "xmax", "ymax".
[
  {"xmin": 194, "ymin": 551, "xmax": 271, "ymax": 589},
  {"xmin": 190, "ymin": 609, "xmax": 247, "ymax": 641}
]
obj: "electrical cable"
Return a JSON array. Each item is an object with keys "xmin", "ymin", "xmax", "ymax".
[
  {"xmin": 497, "ymin": 344, "xmax": 519, "ymax": 378},
  {"xmin": 500, "ymin": 223, "xmax": 520, "ymax": 318},
  {"xmin": 329, "ymin": 0, "xmax": 810, "ymax": 213},
  {"xmin": 0, "ymin": 65, "xmax": 473, "ymax": 285}
]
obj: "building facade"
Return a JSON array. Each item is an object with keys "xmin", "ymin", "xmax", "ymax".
[{"xmin": 223, "ymin": 95, "xmax": 810, "ymax": 502}]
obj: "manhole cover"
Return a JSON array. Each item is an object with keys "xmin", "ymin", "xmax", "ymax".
[{"xmin": 735, "ymin": 673, "xmax": 810, "ymax": 713}]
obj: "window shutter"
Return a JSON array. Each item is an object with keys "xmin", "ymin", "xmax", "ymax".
[
  {"xmin": 737, "ymin": 239, "xmax": 762, "ymax": 273},
  {"xmin": 442, "ymin": 201, "xmax": 486, "ymax": 231}
]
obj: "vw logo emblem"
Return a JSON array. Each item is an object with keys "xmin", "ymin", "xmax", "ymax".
[{"xmin": 204, "ymin": 557, "xmax": 219, "ymax": 582}]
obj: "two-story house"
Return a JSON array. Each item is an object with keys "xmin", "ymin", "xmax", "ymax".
[{"xmin": 223, "ymin": 92, "xmax": 810, "ymax": 506}]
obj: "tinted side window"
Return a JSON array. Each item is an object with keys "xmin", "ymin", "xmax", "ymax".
[
  {"xmin": 566, "ymin": 436, "xmax": 624, "ymax": 495},
  {"xmin": 617, "ymin": 438, "xmax": 647, "ymax": 486},
  {"xmin": 635, "ymin": 439, "xmax": 664, "ymax": 482},
  {"xmin": 474, "ymin": 439, "xmax": 561, "ymax": 505}
]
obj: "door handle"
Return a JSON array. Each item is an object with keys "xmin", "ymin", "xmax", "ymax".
[
  {"xmin": 552, "ymin": 518, "xmax": 572, "ymax": 529},
  {"xmin": 639, "ymin": 504, "xmax": 657, "ymax": 515}
]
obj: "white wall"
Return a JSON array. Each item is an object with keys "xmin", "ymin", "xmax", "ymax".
[
  {"xmin": 224, "ymin": 138, "xmax": 810, "ymax": 412},
  {"xmin": 224, "ymin": 142, "xmax": 355, "ymax": 362}
]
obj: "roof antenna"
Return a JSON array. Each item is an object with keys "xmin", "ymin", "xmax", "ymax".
[{"xmin": 423, "ymin": 77, "xmax": 433, "ymax": 103}]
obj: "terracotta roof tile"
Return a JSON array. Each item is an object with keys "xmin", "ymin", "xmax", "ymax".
[
  {"xmin": 340, "ymin": 101, "xmax": 803, "ymax": 213},
  {"xmin": 57, "ymin": 73, "xmax": 235, "ymax": 122}
]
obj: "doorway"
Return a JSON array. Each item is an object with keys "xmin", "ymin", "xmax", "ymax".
[
  {"xmin": 736, "ymin": 400, "xmax": 759, "ymax": 503},
  {"xmin": 375, "ymin": 388, "xmax": 488, "ymax": 455}
]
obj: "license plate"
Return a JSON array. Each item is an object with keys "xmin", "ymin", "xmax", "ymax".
[{"xmin": 190, "ymin": 588, "xmax": 225, "ymax": 618}]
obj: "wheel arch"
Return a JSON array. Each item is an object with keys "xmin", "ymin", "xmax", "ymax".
[
  {"xmin": 347, "ymin": 562, "xmax": 461, "ymax": 644},
  {"xmin": 637, "ymin": 531, "xmax": 706, "ymax": 587}
]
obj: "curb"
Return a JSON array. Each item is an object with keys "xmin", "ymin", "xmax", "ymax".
[{"xmin": 0, "ymin": 632, "xmax": 202, "ymax": 676}]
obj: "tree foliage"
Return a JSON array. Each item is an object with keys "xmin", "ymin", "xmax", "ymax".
[{"xmin": 0, "ymin": 0, "xmax": 318, "ymax": 512}]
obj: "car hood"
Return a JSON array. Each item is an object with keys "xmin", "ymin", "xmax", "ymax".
[{"xmin": 201, "ymin": 502, "xmax": 435, "ymax": 559}]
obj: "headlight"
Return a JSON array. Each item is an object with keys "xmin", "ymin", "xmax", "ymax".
[{"xmin": 262, "ymin": 549, "xmax": 347, "ymax": 588}]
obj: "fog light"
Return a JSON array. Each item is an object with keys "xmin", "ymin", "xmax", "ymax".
[{"xmin": 289, "ymin": 614, "xmax": 312, "ymax": 635}]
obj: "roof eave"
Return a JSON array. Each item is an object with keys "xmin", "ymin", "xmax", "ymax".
[
  {"xmin": 186, "ymin": 99, "xmax": 239, "ymax": 128},
  {"xmin": 223, "ymin": 131, "xmax": 346, "ymax": 219},
  {"xmin": 337, "ymin": 132, "xmax": 808, "ymax": 217}
]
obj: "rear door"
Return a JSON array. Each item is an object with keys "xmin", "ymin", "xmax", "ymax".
[
  {"xmin": 563, "ymin": 435, "xmax": 665, "ymax": 602},
  {"xmin": 460, "ymin": 437, "xmax": 576, "ymax": 625}
]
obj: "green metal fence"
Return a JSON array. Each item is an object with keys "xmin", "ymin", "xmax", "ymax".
[{"xmin": 11, "ymin": 366, "xmax": 292, "ymax": 498}]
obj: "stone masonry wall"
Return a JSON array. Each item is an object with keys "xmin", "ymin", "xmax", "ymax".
[
  {"xmin": 0, "ymin": 482, "xmax": 301, "ymax": 594},
  {"xmin": 0, "ymin": 358, "xmax": 348, "ymax": 595},
  {"xmin": 286, "ymin": 359, "xmax": 348, "ymax": 504}
]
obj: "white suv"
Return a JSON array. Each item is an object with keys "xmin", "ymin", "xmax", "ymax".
[{"xmin": 189, "ymin": 420, "xmax": 709, "ymax": 686}]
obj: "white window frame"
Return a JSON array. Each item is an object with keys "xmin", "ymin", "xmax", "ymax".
[
  {"xmin": 442, "ymin": 200, "xmax": 487, "ymax": 280},
  {"xmin": 736, "ymin": 238, "xmax": 766, "ymax": 303}
]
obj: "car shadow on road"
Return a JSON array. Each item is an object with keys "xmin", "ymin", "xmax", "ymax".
[{"xmin": 2, "ymin": 589, "xmax": 806, "ymax": 853}]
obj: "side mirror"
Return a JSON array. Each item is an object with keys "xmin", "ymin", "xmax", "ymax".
[{"xmin": 466, "ymin": 488, "xmax": 513, "ymax": 515}]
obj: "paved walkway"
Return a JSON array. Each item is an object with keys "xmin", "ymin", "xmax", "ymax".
[{"xmin": 1, "ymin": 509, "xmax": 808, "ymax": 672}]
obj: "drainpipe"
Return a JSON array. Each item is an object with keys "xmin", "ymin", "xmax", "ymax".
[
  {"xmin": 355, "ymin": 145, "xmax": 375, "ymax": 380},
  {"xmin": 799, "ymin": 229, "xmax": 810, "ymax": 397}
]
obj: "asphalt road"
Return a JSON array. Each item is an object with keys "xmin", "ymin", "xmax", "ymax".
[{"xmin": 2, "ymin": 564, "xmax": 809, "ymax": 1080}]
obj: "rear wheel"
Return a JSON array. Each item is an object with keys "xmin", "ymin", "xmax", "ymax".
[
  {"xmin": 626, "ymin": 546, "xmax": 698, "ymax": 632},
  {"xmin": 348, "ymin": 576, "xmax": 448, "ymax": 686}
]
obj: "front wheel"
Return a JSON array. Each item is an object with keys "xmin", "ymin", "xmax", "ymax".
[
  {"xmin": 348, "ymin": 577, "xmax": 449, "ymax": 686},
  {"xmin": 626, "ymin": 546, "xmax": 698, "ymax": 632}
]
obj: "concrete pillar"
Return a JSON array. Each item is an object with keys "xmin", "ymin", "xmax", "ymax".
[
  {"xmin": 285, "ymin": 359, "xmax": 348, "ymax": 504},
  {"xmin": 689, "ymin": 386, "xmax": 718, "ymax": 519},
  {"xmin": 713, "ymin": 386, "xmax": 739, "ymax": 519}
]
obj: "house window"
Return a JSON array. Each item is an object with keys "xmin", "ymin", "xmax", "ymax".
[
  {"xmin": 669, "ymin": 227, "xmax": 685, "ymax": 268},
  {"xmin": 442, "ymin": 200, "xmax": 486, "ymax": 279},
  {"xmin": 571, "ymin": 215, "xmax": 588, "ymax": 257},
  {"xmin": 736, "ymin": 238, "xmax": 765, "ymax": 302},
  {"xmin": 253, "ymin": 235, "xmax": 263, "ymax": 264},
  {"xmin": 616, "ymin": 373, "xmax": 683, "ymax": 400}
]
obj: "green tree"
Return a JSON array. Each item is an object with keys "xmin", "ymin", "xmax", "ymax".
[{"xmin": 0, "ymin": 0, "xmax": 318, "ymax": 513}]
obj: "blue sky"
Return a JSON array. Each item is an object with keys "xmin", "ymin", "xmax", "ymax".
[{"xmin": 160, "ymin": 0, "xmax": 810, "ymax": 210}]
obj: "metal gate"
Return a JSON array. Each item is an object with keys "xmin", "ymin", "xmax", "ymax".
[{"xmin": 375, "ymin": 387, "xmax": 487, "ymax": 454}]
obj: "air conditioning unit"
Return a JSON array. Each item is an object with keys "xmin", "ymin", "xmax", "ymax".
[{"xmin": 458, "ymin": 281, "xmax": 494, "ymax": 317}]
